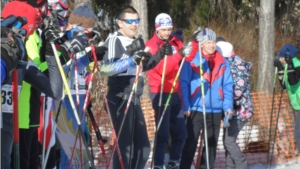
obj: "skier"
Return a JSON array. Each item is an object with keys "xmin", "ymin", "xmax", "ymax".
[
  {"xmin": 179, "ymin": 28, "xmax": 234, "ymax": 169},
  {"xmin": 274, "ymin": 44, "xmax": 300, "ymax": 153},
  {"xmin": 145, "ymin": 13, "xmax": 188, "ymax": 169},
  {"xmin": 216, "ymin": 40, "xmax": 253, "ymax": 169},
  {"xmin": 102, "ymin": 6, "xmax": 167, "ymax": 169}
]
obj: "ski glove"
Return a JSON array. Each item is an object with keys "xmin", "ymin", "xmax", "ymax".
[
  {"xmin": 132, "ymin": 51, "xmax": 151, "ymax": 65},
  {"xmin": 284, "ymin": 54, "xmax": 295, "ymax": 69},
  {"xmin": 274, "ymin": 59, "xmax": 284, "ymax": 71},
  {"xmin": 179, "ymin": 42, "xmax": 192, "ymax": 57},
  {"xmin": 192, "ymin": 27, "xmax": 202, "ymax": 42},
  {"xmin": 161, "ymin": 43, "xmax": 173, "ymax": 56},
  {"xmin": 59, "ymin": 34, "xmax": 89, "ymax": 57},
  {"xmin": 126, "ymin": 36, "xmax": 145, "ymax": 56},
  {"xmin": 225, "ymin": 109, "xmax": 234, "ymax": 119},
  {"xmin": 44, "ymin": 25, "xmax": 61, "ymax": 42}
]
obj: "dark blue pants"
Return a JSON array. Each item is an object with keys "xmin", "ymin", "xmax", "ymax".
[
  {"xmin": 1, "ymin": 113, "xmax": 13, "ymax": 169},
  {"xmin": 150, "ymin": 92, "xmax": 187, "ymax": 166},
  {"xmin": 106, "ymin": 91, "xmax": 150, "ymax": 169}
]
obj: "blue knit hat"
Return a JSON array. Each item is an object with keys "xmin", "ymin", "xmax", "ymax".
[
  {"xmin": 279, "ymin": 44, "xmax": 298, "ymax": 58},
  {"xmin": 68, "ymin": 3, "xmax": 96, "ymax": 29}
]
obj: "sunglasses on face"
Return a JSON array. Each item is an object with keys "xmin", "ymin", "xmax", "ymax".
[{"xmin": 119, "ymin": 18, "xmax": 140, "ymax": 24}]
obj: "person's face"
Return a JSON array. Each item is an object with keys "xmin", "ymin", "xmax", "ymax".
[
  {"xmin": 157, "ymin": 28, "xmax": 172, "ymax": 40},
  {"xmin": 202, "ymin": 40, "xmax": 216, "ymax": 55},
  {"xmin": 118, "ymin": 13, "xmax": 140, "ymax": 38},
  {"xmin": 279, "ymin": 56, "xmax": 286, "ymax": 64}
]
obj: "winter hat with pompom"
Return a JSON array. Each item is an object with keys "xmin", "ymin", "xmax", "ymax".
[
  {"xmin": 216, "ymin": 41, "xmax": 234, "ymax": 58},
  {"xmin": 68, "ymin": 3, "xmax": 96, "ymax": 29}
]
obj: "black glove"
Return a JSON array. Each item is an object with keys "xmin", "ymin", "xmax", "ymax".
[
  {"xmin": 59, "ymin": 34, "xmax": 89, "ymax": 57},
  {"xmin": 88, "ymin": 46, "xmax": 108, "ymax": 61},
  {"xmin": 284, "ymin": 54, "xmax": 295, "ymax": 69},
  {"xmin": 161, "ymin": 43, "xmax": 173, "ymax": 56},
  {"xmin": 43, "ymin": 23, "xmax": 61, "ymax": 56},
  {"xmin": 126, "ymin": 36, "xmax": 145, "ymax": 56},
  {"xmin": 132, "ymin": 51, "xmax": 151, "ymax": 65},
  {"xmin": 274, "ymin": 59, "xmax": 284, "ymax": 71},
  {"xmin": 44, "ymin": 25, "xmax": 61, "ymax": 42}
]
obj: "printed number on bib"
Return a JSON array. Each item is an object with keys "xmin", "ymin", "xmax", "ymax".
[{"xmin": 1, "ymin": 85, "xmax": 21, "ymax": 113}]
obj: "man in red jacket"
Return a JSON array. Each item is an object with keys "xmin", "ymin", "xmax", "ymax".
[{"xmin": 145, "ymin": 13, "xmax": 187, "ymax": 169}]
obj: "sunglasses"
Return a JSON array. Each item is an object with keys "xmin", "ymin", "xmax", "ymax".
[{"xmin": 119, "ymin": 18, "xmax": 140, "ymax": 24}]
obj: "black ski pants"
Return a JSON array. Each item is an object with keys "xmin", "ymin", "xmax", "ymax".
[{"xmin": 179, "ymin": 111, "xmax": 222, "ymax": 169}]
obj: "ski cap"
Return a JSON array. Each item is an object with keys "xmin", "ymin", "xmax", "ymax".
[
  {"xmin": 279, "ymin": 44, "xmax": 298, "ymax": 58},
  {"xmin": 2, "ymin": 1, "xmax": 37, "ymax": 35},
  {"xmin": 198, "ymin": 28, "xmax": 216, "ymax": 45},
  {"xmin": 68, "ymin": 3, "xmax": 96, "ymax": 29},
  {"xmin": 155, "ymin": 13, "xmax": 173, "ymax": 31},
  {"xmin": 216, "ymin": 41, "xmax": 234, "ymax": 58}
]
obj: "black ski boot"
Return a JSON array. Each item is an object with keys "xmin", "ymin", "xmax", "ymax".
[{"xmin": 167, "ymin": 161, "xmax": 179, "ymax": 169}]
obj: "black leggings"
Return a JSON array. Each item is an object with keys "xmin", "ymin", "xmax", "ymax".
[
  {"xmin": 19, "ymin": 127, "xmax": 40, "ymax": 169},
  {"xmin": 179, "ymin": 111, "xmax": 222, "ymax": 169}
]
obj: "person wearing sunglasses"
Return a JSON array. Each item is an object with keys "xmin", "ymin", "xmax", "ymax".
[{"xmin": 102, "ymin": 5, "xmax": 167, "ymax": 169}]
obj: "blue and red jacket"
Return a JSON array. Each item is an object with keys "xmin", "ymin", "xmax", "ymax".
[{"xmin": 180, "ymin": 51, "xmax": 233, "ymax": 113}]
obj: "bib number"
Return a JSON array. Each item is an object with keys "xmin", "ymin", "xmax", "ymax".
[{"xmin": 1, "ymin": 85, "xmax": 21, "ymax": 113}]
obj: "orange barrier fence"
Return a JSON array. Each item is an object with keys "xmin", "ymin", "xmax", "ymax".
[{"xmin": 89, "ymin": 91, "xmax": 299, "ymax": 168}]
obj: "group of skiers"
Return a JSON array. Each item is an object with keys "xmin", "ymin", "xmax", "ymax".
[{"xmin": 1, "ymin": 0, "xmax": 300, "ymax": 169}]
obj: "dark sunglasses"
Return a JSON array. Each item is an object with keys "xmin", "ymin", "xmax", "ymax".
[{"xmin": 119, "ymin": 18, "xmax": 140, "ymax": 24}]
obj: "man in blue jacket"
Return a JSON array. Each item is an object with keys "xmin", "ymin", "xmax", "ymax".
[{"xmin": 179, "ymin": 28, "xmax": 234, "ymax": 169}]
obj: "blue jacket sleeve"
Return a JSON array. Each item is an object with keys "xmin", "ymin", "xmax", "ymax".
[
  {"xmin": 222, "ymin": 61, "xmax": 234, "ymax": 112},
  {"xmin": 180, "ymin": 61, "xmax": 193, "ymax": 111},
  {"xmin": 1, "ymin": 59, "xmax": 7, "ymax": 86},
  {"xmin": 100, "ymin": 58, "xmax": 135, "ymax": 77}
]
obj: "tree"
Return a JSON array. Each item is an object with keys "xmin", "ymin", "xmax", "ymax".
[
  {"xmin": 130, "ymin": 0, "xmax": 149, "ymax": 98},
  {"xmin": 130, "ymin": 0, "xmax": 149, "ymax": 41},
  {"xmin": 257, "ymin": 0, "xmax": 275, "ymax": 94}
]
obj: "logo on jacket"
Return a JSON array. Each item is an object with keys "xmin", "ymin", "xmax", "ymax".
[{"xmin": 172, "ymin": 46, "xmax": 177, "ymax": 54}]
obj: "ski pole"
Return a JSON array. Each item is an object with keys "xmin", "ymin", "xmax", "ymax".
[
  {"xmin": 12, "ymin": 70, "xmax": 20, "ymax": 169},
  {"xmin": 195, "ymin": 127, "xmax": 204, "ymax": 168},
  {"xmin": 267, "ymin": 63, "xmax": 287, "ymax": 169},
  {"xmin": 113, "ymin": 63, "xmax": 142, "ymax": 168},
  {"xmin": 128, "ymin": 62, "xmax": 142, "ymax": 169},
  {"xmin": 155, "ymin": 57, "xmax": 186, "ymax": 132},
  {"xmin": 41, "ymin": 58, "xmax": 75, "ymax": 169},
  {"xmin": 151, "ymin": 40, "xmax": 169, "ymax": 168},
  {"xmin": 41, "ymin": 100, "xmax": 63, "ymax": 169},
  {"xmin": 81, "ymin": 49, "xmax": 107, "ymax": 155},
  {"xmin": 86, "ymin": 104, "xmax": 107, "ymax": 155},
  {"xmin": 88, "ymin": 45, "xmax": 124, "ymax": 169},
  {"xmin": 198, "ymin": 41, "xmax": 210, "ymax": 169},
  {"xmin": 266, "ymin": 66, "xmax": 278, "ymax": 169},
  {"xmin": 50, "ymin": 42, "xmax": 95, "ymax": 169}
]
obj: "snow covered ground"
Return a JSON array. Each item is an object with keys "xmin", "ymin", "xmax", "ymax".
[{"xmin": 95, "ymin": 123, "xmax": 300, "ymax": 169}]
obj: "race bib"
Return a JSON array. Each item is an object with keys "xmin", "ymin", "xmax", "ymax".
[{"xmin": 1, "ymin": 85, "xmax": 22, "ymax": 113}]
